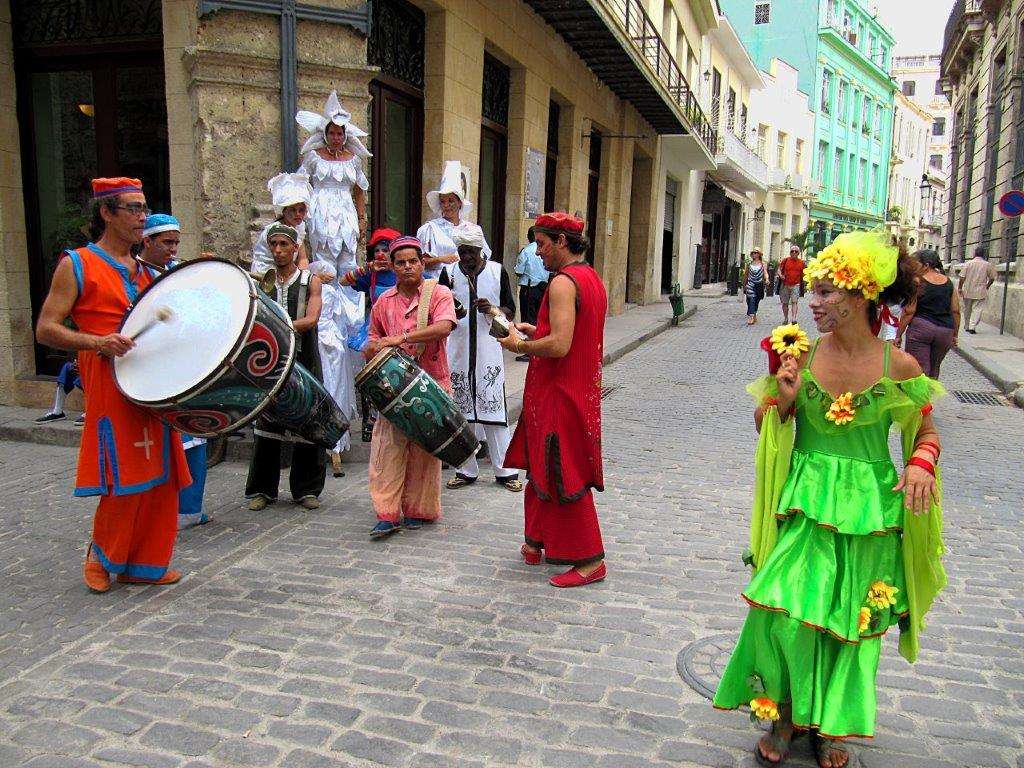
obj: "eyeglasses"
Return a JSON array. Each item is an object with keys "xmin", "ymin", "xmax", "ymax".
[{"xmin": 112, "ymin": 204, "xmax": 152, "ymax": 217}]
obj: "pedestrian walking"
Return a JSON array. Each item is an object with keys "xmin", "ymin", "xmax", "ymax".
[
  {"xmin": 35, "ymin": 177, "xmax": 192, "ymax": 592},
  {"xmin": 776, "ymin": 246, "xmax": 805, "ymax": 323},
  {"xmin": 500, "ymin": 212, "xmax": 607, "ymax": 588},
  {"xmin": 898, "ymin": 250, "xmax": 960, "ymax": 378},
  {"xmin": 744, "ymin": 250, "xmax": 769, "ymax": 325},
  {"xmin": 713, "ymin": 230, "xmax": 947, "ymax": 768},
  {"xmin": 958, "ymin": 246, "xmax": 998, "ymax": 334}
]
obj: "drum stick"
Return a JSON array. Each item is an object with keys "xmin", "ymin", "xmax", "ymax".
[{"xmin": 129, "ymin": 306, "xmax": 173, "ymax": 342}]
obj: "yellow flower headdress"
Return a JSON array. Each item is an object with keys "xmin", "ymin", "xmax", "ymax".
[{"xmin": 804, "ymin": 230, "xmax": 897, "ymax": 301}]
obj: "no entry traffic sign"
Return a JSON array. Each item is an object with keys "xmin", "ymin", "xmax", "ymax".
[{"xmin": 998, "ymin": 189, "xmax": 1024, "ymax": 217}]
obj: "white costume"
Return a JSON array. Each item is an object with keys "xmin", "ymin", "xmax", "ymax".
[
  {"xmin": 417, "ymin": 161, "xmax": 491, "ymax": 280},
  {"xmin": 309, "ymin": 262, "xmax": 353, "ymax": 453},
  {"xmin": 295, "ymin": 91, "xmax": 371, "ymax": 432},
  {"xmin": 251, "ymin": 172, "xmax": 313, "ymax": 276},
  {"xmin": 441, "ymin": 223, "xmax": 516, "ymax": 482}
]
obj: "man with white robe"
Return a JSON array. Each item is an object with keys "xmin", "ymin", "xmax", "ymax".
[
  {"xmin": 417, "ymin": 161, "xmax": 491, "ymax": 280},
  {"xmin": 439, "ymin": 223, "xmax": 521, "ymax": 492}
]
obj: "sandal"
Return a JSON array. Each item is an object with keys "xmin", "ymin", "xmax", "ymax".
[
  {"xmin": 812, "ymin": 734, "xmax": 851, "ymax": 768},
  {"xmin": 497, "ymin": 477, "xmax": 523, "ymax": 492},
  {"xmin": 446, "ymin": 475, "xmax": 476, "ymax": 489},
  {"xmin": 754, "ymin": 721, "xmax": 796, "ymax": 767}
]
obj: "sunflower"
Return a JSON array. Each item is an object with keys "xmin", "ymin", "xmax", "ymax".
[
  {"xmin": 866, "ymin": 581, "xmax": 899, "ymax": 610},
  {"xmin": 825, "ymin": 392, "xmax": 856, "ymax": 425},
  {"xmin": 769, "ymin": 323, "xmax": 810, "ymax": 359},
  {"xmin": 857, "ymin": 606, "xmax": 872, "ymax": 633},
  {"xmin": 750, "ymin": 697, "xmax": 780, "ymax": 722}
]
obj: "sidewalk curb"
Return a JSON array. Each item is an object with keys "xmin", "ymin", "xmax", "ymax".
[
  {"xmin": 0, "ymin": 305, "xmax": 698, "ymax": 454},
  {"xmin": 954, "ymin": 345, "xmax": 1024, "ymax": 406}
]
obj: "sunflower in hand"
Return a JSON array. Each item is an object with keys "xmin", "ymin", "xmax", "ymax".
[{"xmin": 769, "ymin": 323, "xmax": 810, "ymax": 359}]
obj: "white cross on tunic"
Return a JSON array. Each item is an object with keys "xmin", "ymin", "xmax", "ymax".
[{"xmin": 134, "ymin": 428, "xmax": 154, "ymax": 460}]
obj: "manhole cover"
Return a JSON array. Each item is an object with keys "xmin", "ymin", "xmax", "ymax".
[
  {"xmin": 676, "ymin": 633, "xmax": 736, "ymax": 700},
  {"xmin": 951, "ymin": 390, "xmax": 1008, "ymax": 406}
]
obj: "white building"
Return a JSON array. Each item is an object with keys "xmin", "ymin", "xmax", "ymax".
[
  {"xmin": 887, "ymin": 89, "xmax": 933, "ymax": 250},
  {"xmin": 748, "ymin": 59, "xmax": 817, "ymax": 264},
  {"xmin": 893, "ymin": 55, "xmax": 949, "ymax": 254}
]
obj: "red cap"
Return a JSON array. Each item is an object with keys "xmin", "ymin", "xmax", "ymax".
[
  {"xmin": 369, "ymin": 228, "xmax": 402, "ymax": 248},
  {"xmin": 91, "ymin": 177, "xmax": 143, "ymax": 199},
  {"xmin": 535, "ymin": 211, "xmax": 585, "ymax": 236},
  {"xmin": 387, "ymin": 235, "xmax": 424, "ymax": 257}
]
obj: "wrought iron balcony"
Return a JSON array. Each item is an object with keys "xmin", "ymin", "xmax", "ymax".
[
  {"xmin": 713, "ymin": 126, "xmax": 769, "ymax": 193},
  {"xmin": 769, "ymin": 169, "xmax": 818, "ymax": 198},
  {"xmin": 821, "ymin": 15, "xmax": 887, "ymax": 71},
  {"xmin": 522, "ymin": 0, "xmax": 717, "ymax": 159}
]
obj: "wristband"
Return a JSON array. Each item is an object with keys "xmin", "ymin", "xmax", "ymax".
[
  {"xmin": 907, "ymin": 457, "xmax": 935, "ymax": 476},
  {"xmin": 920, "ymin": 404, "xmax": 933, "ymax": 416},
  {"xmin": 915, "ymin": 440, "xmax": 941, "ymax": 457}
]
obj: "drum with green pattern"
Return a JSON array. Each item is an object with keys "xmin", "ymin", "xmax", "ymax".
[{"xmin": 356, "ymin": 347, "xmax": 479, "ymax": 466}]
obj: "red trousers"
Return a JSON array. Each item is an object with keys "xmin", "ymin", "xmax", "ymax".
[
  {"xmin": 524, "ymin": 481, "xmax": 604, "ymax": 566},
  {"xmin": 91, "ymin": 482, "xmax": 178, "ymax": 580}
]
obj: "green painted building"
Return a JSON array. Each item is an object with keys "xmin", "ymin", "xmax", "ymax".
[{"xmin": 720, "ymin": 0, "xmax": 896, "ymax": 249}]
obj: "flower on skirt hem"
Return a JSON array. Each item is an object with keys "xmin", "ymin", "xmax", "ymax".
[
  {"xmin": 857, "ymin": 606, "xmax": 872, "ymax": 633},
  {"xmin": 866, "ymin": 580, "xmax": 899, "ymax": 610},
  {"xmin": 769, "ymin": 323, "xmax": 810, "ymax": 359},
  {"xmin": 750, "ymin": 697, "xmax": 780, "ymax": 722},
  {"xmin": 825, "ymin": 392, "xmax": 856, "ymax": 425}
]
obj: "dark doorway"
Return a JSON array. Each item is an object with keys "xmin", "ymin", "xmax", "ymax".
[
  {"xmin": 661, "ymin": 180, "xmax": 677, "ymax": 293},
  {"xmin": 368, "ymin": 0, "xmax": 425, "ymax": 235},
  {"xmin": 479, "ymin": 53, "xmax": 509, "ymax": 261},
  {"xmin": 544, "ymin": 100, "xmax": 560, "ymax": 212},
  {"xmin": 585, "ymin": 130, "xmax": 602, "ymax": 265},
  {"xmin": 13, "ymin": 2, "xmax": 168, "ymax": 374}
]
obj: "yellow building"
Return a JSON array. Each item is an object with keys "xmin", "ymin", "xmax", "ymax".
[
  {"xmin": 0, "ymin": 0, "xmax": 719, "ymax": 407},
  {"xmin": 941, "ymin": 0, "xmax": 1024, "ymax": 335}
]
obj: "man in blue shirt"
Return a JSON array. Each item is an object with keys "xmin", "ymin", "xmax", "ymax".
[{"xmin": 513, "ymin": 227, "xmax": 549, "ymax": 361}]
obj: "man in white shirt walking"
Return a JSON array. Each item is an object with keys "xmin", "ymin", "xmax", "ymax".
[{"xmin": 958, "ymin": 247, "xmax": 998, "ymax": 334}]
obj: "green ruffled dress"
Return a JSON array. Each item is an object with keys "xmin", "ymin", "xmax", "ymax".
[{"xmin": 713, "ymin": 342, "xmax": 947, "ymax": 738}]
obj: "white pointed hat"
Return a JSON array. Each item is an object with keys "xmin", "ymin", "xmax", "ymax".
[
  {"xmin": 426, "ymin": 161, "xmax": 473, "ymax": 217},
  {"xmin": 295, "ymin": 90, "xmax": 371, "ymax": 160},
  {"xmin": 267, "ymin": 172, "xmax": 313, "ymax": 215}
]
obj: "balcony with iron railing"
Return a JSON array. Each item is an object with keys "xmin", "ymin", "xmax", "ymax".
[
  {"xmin": 769, "ymin": 168, "xmax": 819, "ymax": 198},
  {"xmin": 820, "ymin": 15, "xmax": 889, "ymax": 75},
  {"xmin": 522, "ymin": 0, "xmax": 717, "ymax": 164},
  {"xmin": 710, "ymin": 107, "xmax": 768, "ymax": 193}
]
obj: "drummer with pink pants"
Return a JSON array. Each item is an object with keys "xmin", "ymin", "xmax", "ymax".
[{"xmin": 363, "ymin": 236, "xmax": 457, "ymax": 539}]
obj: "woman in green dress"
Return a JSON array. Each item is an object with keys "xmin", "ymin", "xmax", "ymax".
[{"xmin": 712, "ymin": 232, "xmax": 948, "ymax": 768}]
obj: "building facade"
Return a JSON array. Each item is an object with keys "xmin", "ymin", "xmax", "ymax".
[
  {"xmin": 887, "ymin": 90, "xmax": 932, "ymax": 251},
  {"xmin": 893, "ymin": 54, "xmax": 950, "ymax": 256},
  {"xmin": 748, "ymin": 58, "xmax": 816, "ymax": 264},
  {"xmin": 720, "ymin": 0, "xmax": 896, "ymax": 251},
  {"xmin": 0, "ymin": 0, "xmax": 721, "ymax": 406},
  {"xmin": 941, "ymin": 0, "xmax": 1024, "ymax": 336}
]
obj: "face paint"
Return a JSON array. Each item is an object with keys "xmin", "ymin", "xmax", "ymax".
[{"xmin": 808, "ymin": 280, "xmax": 852, "ymax": 333}]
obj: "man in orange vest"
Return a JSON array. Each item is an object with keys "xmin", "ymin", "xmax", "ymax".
[{"xmin": 36, "ymin": 177, "xmax": 191, "ymax": 593}]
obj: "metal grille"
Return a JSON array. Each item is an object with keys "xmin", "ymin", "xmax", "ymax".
[
  {"xmin": 754, "ymin": 2, "xmax": 770, "ymax": 24},
  {"xmin": 951, "ymin": 390, "xmax": 1008, "ymax": 406},
  {"xmin": 482, "ymin": 54, "xmax": 510, "ymax": 127},
  {"xmin": 677, "ymin": 633, "xmax": 737, "ymax": 700},
  {"xmin": 368, "ymin": 0, "xmax": 426, "ymax": 90},
  {"xmin": 13, "ymin": 0, "xmax": 162, "ymax": 47}
]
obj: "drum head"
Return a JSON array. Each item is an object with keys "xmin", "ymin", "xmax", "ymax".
[{"xmin": 116, "ymin": 260, "xmax": 253, "ymax": 403}]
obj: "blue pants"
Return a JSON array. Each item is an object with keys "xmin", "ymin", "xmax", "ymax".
[
  {"xmin": 178, "ymin": 443, "xmax": 208, "ymax": 529},
  {"xmin": 746, "ymin": 293, "xmax": 763, "ymax": 316}
]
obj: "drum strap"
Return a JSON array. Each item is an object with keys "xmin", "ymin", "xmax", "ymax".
[
  {"xmin": 297, "ymin": 269, "xmax": 311, "ymax": 320},
  {"xmin": 414, "ymin": 279, "xmax": 437, "ymax": 356}
]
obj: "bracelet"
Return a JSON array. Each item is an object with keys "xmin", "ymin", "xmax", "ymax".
[
  {"xmin": 907, "ymin": 456, "xmax": 935, "ymax": 476},
  {"xmin": 915, "ymin": 440, "xmax": 941, "ymax": 457},
  {"xmin": 516, "ymin": 338, "xmax": 526, "ymax": 354}
]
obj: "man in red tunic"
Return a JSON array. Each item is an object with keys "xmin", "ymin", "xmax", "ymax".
[
  {"xmin": 500, "ymin": 212, "xmax": 607, "ymax": 587},
  {"xmin": 36, "ymin": 177, "xmax": 191, "ymax": 593}
]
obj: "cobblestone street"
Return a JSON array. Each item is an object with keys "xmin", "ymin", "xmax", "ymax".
[{"xmin": 0, "ymin": 297, "xmax": 1021, "ymax": 768}]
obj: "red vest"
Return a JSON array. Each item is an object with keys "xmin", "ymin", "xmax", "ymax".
[
  {"xmin": 66, "ymin": 244, "xmax": 189, "ymax": 497},
  {"xmin": 506, "ymin": 263, "xmax": 606, "ymax": 501}
]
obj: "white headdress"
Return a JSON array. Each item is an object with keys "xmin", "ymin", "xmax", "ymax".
[
  {"xmin": 451, "ymin": 222, "xmax": 486, "ymax": 249},
  {"xmin": 426, "ymin": 161, "xmax": 472, "ymax": 217},
  {"xmin": 267, "ymin": 172, "xmax": 313, "ymax": 215},
  {"xmin": 295, "ymin": 90, "xmax": 371, "ymax": 159}
]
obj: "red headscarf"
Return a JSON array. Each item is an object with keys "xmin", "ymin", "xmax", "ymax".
[{"xmin": 91, "ymin": 177, "xmax": 143, "ymax": 198}]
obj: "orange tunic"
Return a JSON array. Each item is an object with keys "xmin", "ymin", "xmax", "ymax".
[{"xmin": 66, "ymin": 244, "xmax": 190, "ymax": 497}]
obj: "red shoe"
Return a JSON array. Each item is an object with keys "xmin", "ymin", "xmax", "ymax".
[
  {"xmin": 116, "ymin": 569, "xmax": 182, "ymax": 586},
  {"xmin": 549, "ymin": 562, "xmax": 606, "ymax": 588},
  {"xmin": 520, "ymin": 544, "xmax": 542, "ymax": 565},
  {"xmin": 83, "ymin": 545, "xmax": 110, "ymax": 594}
]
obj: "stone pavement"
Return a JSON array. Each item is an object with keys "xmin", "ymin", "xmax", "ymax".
[
  {"xmin": 0, "ymin": 297, "xmax": 1022, "ymax": 767},
  {"xmin": 955, "ymin": 318, "xmax": 1024, "ymax": 407}
]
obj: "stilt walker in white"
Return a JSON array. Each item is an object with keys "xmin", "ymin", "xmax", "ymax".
[
  {"xmin": 295, "ymin": 91, "xmax": 372, "ymax": 457},
  {"xmin": 417, "ymin": 161, "xmax": 491, "ymax": 280},
  {"xmin": 440, "ymin": 223, "xmax": 522, "ymax": 492}
]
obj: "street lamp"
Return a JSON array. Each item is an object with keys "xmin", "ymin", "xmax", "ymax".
[
  {"xmin": 754, "ymin": 204, "xmax": 766, "ymax": 221},
  {"xmin": 918, "ymin": 173, "xmax": 930, "ymax": 225}
]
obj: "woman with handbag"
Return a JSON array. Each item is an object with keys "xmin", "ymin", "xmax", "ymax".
[{"xmin": 744, "ymin": 249, "xmax": 770, "ymax": 325}]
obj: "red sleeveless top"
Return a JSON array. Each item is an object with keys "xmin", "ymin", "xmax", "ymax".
[
  {"xmin": 67, "ymin": 244, "xmax": 189, "ymax": 497},
  {"xmin": 505, "ymin": 262, "xmax": 606, "ymax": 502}
]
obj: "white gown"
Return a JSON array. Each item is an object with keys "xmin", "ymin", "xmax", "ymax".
[
  {"xmin": 301, "ymin": 150, "xmax": 368, "ymax": 430},
  {"xmin": 416, "ymin": 217, "xmax": 492, "ymax": 280},
  {"xmin": 317, "ymin": 281, "xmax": 353, "ymax": 453}
]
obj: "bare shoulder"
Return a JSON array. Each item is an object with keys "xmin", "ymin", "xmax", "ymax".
[
  {"xmin": 889, "ymin": 346, "xmax": 924, "ymax": 380},
  {"xmin": 549, "ymin": 272, "xmax": 578, "ymax": 295}
]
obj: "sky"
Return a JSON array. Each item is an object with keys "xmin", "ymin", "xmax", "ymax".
[{"xmin": 873, "ymin": 0, "xmax": 957, "ymax": 56}]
